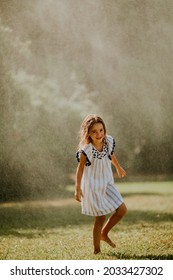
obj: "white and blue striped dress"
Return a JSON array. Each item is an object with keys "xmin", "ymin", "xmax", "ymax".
[{"xmin": 76, "ymin": 135, "xmax": 123, "ymax": 216}]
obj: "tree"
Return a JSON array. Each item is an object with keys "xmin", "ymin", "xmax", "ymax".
[{"xmin": 0, "ymin": 20, "xmax": 97, "ymax": 201}]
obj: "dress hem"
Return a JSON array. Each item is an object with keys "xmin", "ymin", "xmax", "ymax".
[{"xmin": 81, "ymin": 201, "xmax": 123, "ymax": 217}]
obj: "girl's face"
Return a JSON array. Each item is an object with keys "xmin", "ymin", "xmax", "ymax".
[{"xmin": 88, "ymin": 122, "xmax": 105, "ymax": 144}]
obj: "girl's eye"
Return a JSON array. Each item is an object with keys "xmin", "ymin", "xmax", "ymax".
[{"xmin": 91, "ymin": 129, "xmax": 103, "ymax": 134}]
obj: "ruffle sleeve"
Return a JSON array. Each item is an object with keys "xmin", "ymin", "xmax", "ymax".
[
  {"xmin": 106, "ymin": 135, "xmax": 116, "ymax": 160},
  {"xmin": 76, "ymin": 143, "xmax": 92, "ymax": 166}
]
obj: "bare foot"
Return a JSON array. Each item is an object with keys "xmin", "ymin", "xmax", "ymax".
[
  {"xmin": 94, "ymin": 249, "xmax": 101, "ymax": 254},
  {"xmin": 100, "ymin": 234, "xmax": 116, "ymax": 248}
]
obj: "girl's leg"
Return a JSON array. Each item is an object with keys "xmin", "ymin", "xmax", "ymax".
[
  {"xmin": 101, "ymin": 203, "xmax": 127, "ymax": 245},
  {"xmin": 93, "ymin": 215, "xmax": 106, "ymax": 254}
]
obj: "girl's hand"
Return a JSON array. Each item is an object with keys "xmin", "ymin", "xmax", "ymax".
[
  {"xmin": 111, "ymin": 154, "xmax": 126, "ymax": 178},
  {"xmin": 116, "ymin": 166, "xmax": 126, "ymax": 178},
  {"xmin": 74, "ymin": 188, "xmax": 83, "ymax": 202}
]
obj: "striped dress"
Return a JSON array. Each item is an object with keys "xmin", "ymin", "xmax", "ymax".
[{"xmin": 76, "ymin": 135, "xmax": 123, "ymax": 216}]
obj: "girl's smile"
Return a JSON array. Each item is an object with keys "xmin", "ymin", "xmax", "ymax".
[{"xmin": 89, "ymin": 123, "xmax": 105, "ymax": 149}]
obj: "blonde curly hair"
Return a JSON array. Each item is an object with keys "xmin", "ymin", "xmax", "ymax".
[{"xmin": 78, "ymin": 114, "xmax": 106, "ymax": 149}]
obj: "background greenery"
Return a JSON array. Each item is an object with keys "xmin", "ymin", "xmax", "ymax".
[
  {"xmin": 0, "ymin": 182, "xmax": 172, "ymax": 259},
  {"xmin": 0, "ymin": 0, "xmax": 173, "ymax": 201}
]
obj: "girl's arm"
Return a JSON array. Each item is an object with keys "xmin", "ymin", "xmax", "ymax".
[
  {"xmin": 111, "ymin": 153, "xmax": 126, "ymax": 178},
  {"xmin": 75, "ymin": 153, "xmax": 86, "ymax": 202}
]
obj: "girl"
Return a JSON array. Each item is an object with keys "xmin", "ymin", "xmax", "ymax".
[{"xmin": 75, "ymin": 114, "xmax": 127, "ymax": 254}]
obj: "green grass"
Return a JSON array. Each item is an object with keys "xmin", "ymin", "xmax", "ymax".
[{"xmin": 0, "ymin": 181, "xmax": 173, "ymax": 260}]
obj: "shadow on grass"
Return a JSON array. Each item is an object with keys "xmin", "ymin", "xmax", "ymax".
[
  {"xmin": 122, "ymin": 192, "xmax": 163, "ymax": 197},
  {"xmin": 123, "ymin": 210, "xmax": 173, "ymax": 224},
  {"xmin": 0, "ymin": 202, "xmax": 172, "ymax": 237},
  {"xmin": 0, "ymin": 204, "xmax": 91, "ymax": 237},
  {"xmin": 107, "ymin": 252, "xmax": 173, "ymax": 260}
]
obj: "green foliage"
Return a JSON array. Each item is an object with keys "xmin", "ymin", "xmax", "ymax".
[
  {"xmin": 0, "ymin": 19, "xmax": 97, "ymax": 201},
  {"xmin": 0, "ymin": 0, "xmax": 173, "ymax": 201}
]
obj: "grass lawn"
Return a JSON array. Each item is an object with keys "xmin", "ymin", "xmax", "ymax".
[{"xmin": 0, "ymin": 181, "xmax": 173, "ymax": 260}]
